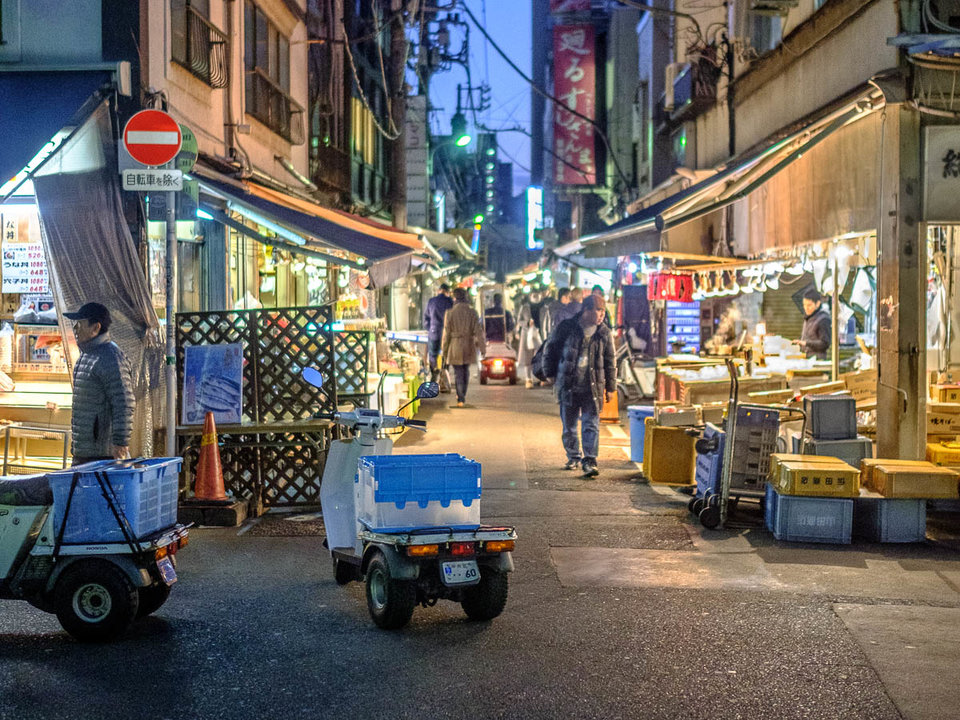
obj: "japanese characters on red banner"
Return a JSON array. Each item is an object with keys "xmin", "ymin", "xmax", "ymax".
[
  {"xmin": 550, "ymin": 0, "xmax": 590, "ymax": 12},
  {"xmin": 553, "ymin": 24, "xmax": 597, "ymax": 185},
  {"xmin": 647, "ymin": 273, "xmax": 695, "ymax": 303}
]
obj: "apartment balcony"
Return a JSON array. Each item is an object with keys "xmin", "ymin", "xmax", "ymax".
[
  {"xmin": 246, "ymin": 68, "xmax": 305, "ymax": 145},
  {"xmin": 171, "ymin": 3, "xmax": 228, "ymax": 89},
  {"xmin": 311, "ymin": 144, "xmax": 351, "ymax": 196}
]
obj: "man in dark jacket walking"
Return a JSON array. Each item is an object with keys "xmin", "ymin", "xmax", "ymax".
[
  {"xmin": 798, "ymin": 289, "xmax": 831, "ymax": 360},
  {"xmin": 543, "ymin": 295, "xmax": 616, "ymax": 477},
  {"xmin": 64, "ymin": 303, "xmax": 135, "ymax": 465},
  {"xmin": 423, "ymin": 283, "xmax": 453, "ymax": 382}
]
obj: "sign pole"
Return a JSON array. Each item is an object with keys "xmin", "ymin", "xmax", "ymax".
[{"xmin": 165, "ymin": 161, "xmax": 178, "ymax": 456}]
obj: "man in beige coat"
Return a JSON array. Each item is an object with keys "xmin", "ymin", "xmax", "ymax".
[{"xmin": 441, "ymin": 287, "xmax": 486, "ymax": 407}]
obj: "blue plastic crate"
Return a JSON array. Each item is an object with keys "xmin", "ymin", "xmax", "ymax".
[
  {"xmin": 800, "ymin": 436, "xmax": 873, "ymax": 468},
  {"xmin": 627, "ymin": 406, "xmax": 655, "ymax": 463},
  {"xmin": 357, "ymin": 454, "xmax": 482, "ymax": 533},
  {"xmin": 765, "ymin": 483, "xmax": 853, "ymax": 544},
  {"xmin": 853, "ymin": 497, "xmax": 927, "ymax": 543},
  {"xmin": 48, "ymin": 458, "xmax": 183, "ymax": 543},
  {"xmin": 804, "ymin": 394, "xmax": 857, "ymax": 440}
]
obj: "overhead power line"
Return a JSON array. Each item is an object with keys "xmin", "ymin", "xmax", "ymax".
[{"xmin": 458, "ymin": 2, "xmax": 631, "ymax": 189}]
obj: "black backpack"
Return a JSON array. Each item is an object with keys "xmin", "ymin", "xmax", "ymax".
[{"xmin": 531, "ymin": 342, "xmax": 548, "ymax": 381}]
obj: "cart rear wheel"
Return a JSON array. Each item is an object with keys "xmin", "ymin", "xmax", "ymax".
[
  {"xmin": 54, "ymin": 560, "xmax": 138, "ymax": 642},
  {"xmin": 699, "ymin": 505, "xmax": 721, "ymax": 529},
  {"xmin": 508, "ymin": 375, "xmax": 518, "ymax": 385},
  {"xmin": 365, "ymin": 552, "xmax": 416, "ymax": 630},
  {"xmin": 687, "ymin": 497, "xmax": 699, "ymax": 513},
  {"xmin": 461, "ymin": 568, "xmax": 509, "ymax": 621},
  {"xmin": 479, "ymin": 374, "xmax": 488, "ymax": 385},
  {"xmin": 136, "ymin": 583, "xmax": 171, "ymax": 618}
]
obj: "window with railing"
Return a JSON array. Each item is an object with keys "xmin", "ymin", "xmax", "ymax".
[
  {"xmin": 171, "ymin": 0, "xmax": 228, "ymax": 88},
  {"xmin": 244, "ymin": 0, "xmax": 305, "ymax": 144}
]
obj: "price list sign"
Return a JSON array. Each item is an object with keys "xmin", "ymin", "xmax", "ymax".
[{"xmin": 1, "ymin": 214, "xmax": 49, "ymax": 293}]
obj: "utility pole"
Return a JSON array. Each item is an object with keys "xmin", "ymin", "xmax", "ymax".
[{"xmin": 390, "ymin": 0, "xmax": 408, "ymax": 230}]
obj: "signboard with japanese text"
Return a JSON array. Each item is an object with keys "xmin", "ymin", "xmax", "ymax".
[
  {"xmin": 1, "ymin": 211, "xmax": 49, "ymax": 294},
  {"xmin": 923, "ymin": 126, "xmax": 960, "ymax": 222},
  {"xmin": 553, "ymin": 24, "xmax": 597, "ymax": 185},
  {"xmin": 550, "ymin": 0, "xmax": 590, "ymax": 12},
  {"xmin": 405, "ymin": 95, "xmax": 429, "ymax": 227},
  {"xmin": 647, "ymin": 272, "xmax": 694, "ymax": 303},
  {"xmin": 122, "ymin": 168, "xmax": 183, "ymax": 192}
]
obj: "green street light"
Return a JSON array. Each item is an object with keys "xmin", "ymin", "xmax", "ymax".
[
  {"xmin": 473, "ymin": 213, "xmax": 484, "ymax": 224},
  {"xmin": 451, "ymin": 111, "xmax": 471, "ymax": 147}
]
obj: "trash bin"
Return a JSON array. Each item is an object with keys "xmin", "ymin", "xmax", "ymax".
[{"xmin": 628, "ymin": 405, "xmax": 655, "ymax": 463}]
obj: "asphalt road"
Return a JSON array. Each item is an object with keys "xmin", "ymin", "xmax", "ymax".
[{"xmin": 2, "ymin": 382, "xmax": 955, "ymax": 719}]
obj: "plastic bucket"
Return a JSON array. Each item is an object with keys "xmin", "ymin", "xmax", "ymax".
[{"xmin": 627, "ymin": 406, "xmax": 655, "ymax": 463}]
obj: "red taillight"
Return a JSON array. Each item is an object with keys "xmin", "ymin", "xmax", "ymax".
[{"xmin": 450, "ymin": 542, "xmax": 476, "ymax": 556}]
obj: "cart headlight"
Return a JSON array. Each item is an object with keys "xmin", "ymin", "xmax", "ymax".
[
  {"xmin": 406, "ymin": 544, "xmax": 439, "ymax": 557},
  {"xmin": 484, "ymin": 540, "xmax": 515, "ymax": 553}
]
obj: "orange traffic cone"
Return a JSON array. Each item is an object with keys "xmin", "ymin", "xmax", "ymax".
[{"xmin": 193, "ymin": 412, "xmax": 228, "ymax": 502}]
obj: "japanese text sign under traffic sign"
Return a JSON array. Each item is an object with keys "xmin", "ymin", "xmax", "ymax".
[
  {"xmin": 123, "ymin": 109, "xmax": 182, "ymax": 166},
  {"xmin": 122, "ymin": 168, "xmax": 183, "ymax": 191},
  {"xmin": 176, "ymin": 123, "xmax": 199, "ymax": 174},
  {"xmin": 553, "ymin": 24, "xmax": 596, "ymax": 185}
]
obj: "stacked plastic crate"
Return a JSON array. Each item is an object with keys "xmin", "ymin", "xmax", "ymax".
[
  {"xmin": 765, "ymin": 396, "xmax": 861, "ymax": 544},
  {"xmin": 729, "ymin": 406, "xmax": 780, "ymax": 493},
  {"xmin": 795, "ymin": 394, "xmax": 873, "ymax": 467}
]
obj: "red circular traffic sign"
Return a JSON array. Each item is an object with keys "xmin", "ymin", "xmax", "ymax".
[{"xmin": 122, "ymin": 110, "xmax": 182, "ymax": 166}]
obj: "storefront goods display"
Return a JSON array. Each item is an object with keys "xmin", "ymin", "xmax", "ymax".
[
  {"xmin": 774, "ymin": 458, "xmax": 860, "ymax": 498},
  {"xmin": 804, "ymin": 394, "xmax": 857, "ymax": 440},
  {"xmin": 852, "ymin": 495, "xmax": 927, "ymax": 543},
  {"xmin": 642, "ymin": 418, "xmax": 696, "ymax": 484},
  {"xmin": 865, "ymin": 462, "xmax": 960, "ymax": 499},
  {"xmin": 799, "ymin": 436, "xmax": 873, "ymax": 469},
  {"xmin": 926, "ymin": 441, "xmax": 960, "ymax": 468},
  {"xmin": 765, "ymin": 484, "xmax": 853, "ymax": 544}
]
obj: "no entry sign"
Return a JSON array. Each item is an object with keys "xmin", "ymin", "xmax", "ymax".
[{"xmin": 123, "ymin": 110, "xmax": 182, "ymax": 166}]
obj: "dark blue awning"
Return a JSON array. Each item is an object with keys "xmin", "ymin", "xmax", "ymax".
[{"xmin": 0, "ymin": 69, "xmax": 113, "ymax": 187}]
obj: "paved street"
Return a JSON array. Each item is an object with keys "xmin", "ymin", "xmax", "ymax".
[{"xmin": 3, "ymin": 383, "xmax": 960, "ymax": 719}]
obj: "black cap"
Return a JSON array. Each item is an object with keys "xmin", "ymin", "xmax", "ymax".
[{"xmin": 64, "ymin": 302, "xmax": 112, "ymax": 331}]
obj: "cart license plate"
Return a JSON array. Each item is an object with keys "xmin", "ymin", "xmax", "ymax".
[
  {"xmin": 157, "ymin": 556, "xmax": 178, "ymax": 585},
  {"xmin": 441, "ymin": 560, "xmax": 479, "ymax": 586}
]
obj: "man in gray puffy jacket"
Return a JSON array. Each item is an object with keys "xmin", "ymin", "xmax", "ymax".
[{"xmin": 64, "ymin": 302, "xmax": 135, "ymax": 465}]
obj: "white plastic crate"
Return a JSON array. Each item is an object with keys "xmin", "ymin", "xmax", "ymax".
[{"xmin": 356, "ymin": 454, "xmax": 481, "ymax": 532}]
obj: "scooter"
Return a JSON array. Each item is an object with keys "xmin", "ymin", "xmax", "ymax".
[
  {"xmin": 303, "ymin": 368, "xmax": 516, "ymax": 630},
  {"xmin": 480, "ymin": 341, "xmax": 518, "ymax": 385},
  {"xmin": 0, "ymin": 458, "xmax": 189, "ymax": 642}
]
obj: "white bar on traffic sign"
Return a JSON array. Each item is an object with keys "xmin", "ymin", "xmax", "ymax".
[
  {"xmin": 121, "ymin": 168, "xmax": 183, "ymax": 191},
  {"xmin": 126, "ymin": 131, "xmax": 181, "ymax": 145}
]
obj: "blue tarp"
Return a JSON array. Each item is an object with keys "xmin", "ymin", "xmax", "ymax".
[{"xmin": 0, "ymin": 70, "xmax": 112, "ymax": 186}]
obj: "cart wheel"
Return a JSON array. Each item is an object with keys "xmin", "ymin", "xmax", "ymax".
[
  {"xmin": 461, "ymin": 568, "xmax": 509, "ymax": 621},
  {"xmin": 508, "ymin": 376, "xmax": 518, "ymax": 385},
  {"xmin": 727, "ymin": 496, "xmax": 740, "ymax": 515},
  {"xmin": 136, "ymin": 583, "xmax": 172, "ymax": 618},
  {"xmin": 54, "ymin": 560, "xmax": 139, "ymax": 642},
  {"xmin": 479, "ymin": 375, "xmax": 488, "ymax": 385},
  {"xmin": 687, "ymin": 496, "xmax": 699, "ymax": 513},
  {"xmin": 333, "ymin": 557, "xmax": 354, "ymax": 586},
  {"xmin": 365, "ymin": 551, "xmax": 416, "ymax": 630},
  {"xmin": 699, "ymin": 504, "xmax": 721, "ymax": 529},
  {"xmin": 695, "ymin": 437, "xmax": 718, "ymax": 454}
]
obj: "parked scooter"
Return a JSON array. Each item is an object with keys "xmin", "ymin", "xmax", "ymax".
[
  {"xmin": 303, "ymin": 368, "xmax": 516, "ymax": 629},
  {"xmin": 0, "ymin": 459, "xmax": 189, "ymax": 642}
]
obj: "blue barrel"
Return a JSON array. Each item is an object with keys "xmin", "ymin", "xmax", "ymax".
[{"xmin": 627, "ymin": 405, "xmax": 655, "ymax": 462}]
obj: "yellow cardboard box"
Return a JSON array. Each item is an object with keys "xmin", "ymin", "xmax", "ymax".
[
  {"xmin": 933, "ymin": 385, "xmax": 960, "ymax": 403},
  {"xmin": 927, "ymin": 441, "xmax": 960, "ymax": 467},
  {"xmin": 870, "ymin": 462, "xmax": 960, "ymax": 499},
  {"xmin": 841, "ymin": 369, "xmax": 878, "ymax": 402},
  {"xmin": 775, "ymin": 459, "xmax": 860, "ymax": 498},
  {"xmin": 860, "ymin": 458, "xmax": 932, "ymax": 491}
]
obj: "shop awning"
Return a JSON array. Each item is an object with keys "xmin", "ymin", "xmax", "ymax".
[
  {"xmin": 579, "ymin": 86, "xmax": 884, "ymax": 259},
  {"xmin": 0, "ymin": 68, "xmax": 115, "ymax": 193},
  {"xmin": 196, "ymin": 172, "xmax": 424, "ymax": 286},
  {"xmin": 408, "ymin": 225, "xmax": 478, "ymax": 261}
]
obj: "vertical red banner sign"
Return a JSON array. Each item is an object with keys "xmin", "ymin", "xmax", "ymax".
[
  {"xmin": 553, "ymin": 24, "xmax": 596, "ymax": 185},
  {"xmin": 550, "ymin": 0, "xmax": 591, "ymax": 12}
]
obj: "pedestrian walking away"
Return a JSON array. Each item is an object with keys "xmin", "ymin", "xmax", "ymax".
[
  {"xmin": 441, "ymin": 287, "xmax": 486, "ymax": 407},
  {"xmin": 483, "ymin": 293, "xmax": 515, "ymax": 343},
  {"xmin": 516, "ymin": 292, "xmax": 544, "ymax": 388},
  {"xmin": 64, "ymin": 302, "xmax": 135, "ymax": 465},
  {"xmin": 542, "ymin": 295, "xmax": 615, "ymax": 477},
  {"xmin": 423, "ymin": 283, "xmax": 453, "ymax": 384}
]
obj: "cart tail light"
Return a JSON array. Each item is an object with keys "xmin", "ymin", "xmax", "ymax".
[
  {"xmin": 493, "ymin": 360, "xmax": 504, "ymax": 370},
  {"xmin": 407, "ymin": 544, "xmax": 439, "ymax": 557},
  {"xmin": 484, "ymin": 540, "xmax": 515, "ymax": 553},
  {"xmin": 178, "ymin": 534, "xmax": 189, "ymax": 549},
  {"xmin": 450, "ymin": 542, "xmax": 476, "ymax": 556},
  {"xmin": 154, "ymin": 546, "xmax": 168, "ymax": 561}
]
